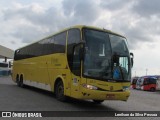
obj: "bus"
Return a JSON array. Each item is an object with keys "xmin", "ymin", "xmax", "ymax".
[
  {"xmin": 0, "ymin": 62, "xmax": 12, "ymax": 76},
  {"xmin": 131, "ymin": 77, "xmax": 139, "ymax": 89},
  {"xmin": 136, "ymin": 76, "xmax": 157, "ymax": 92},
  {"xmin": 154, "ymin": 75, "xmax": 160, "ymax": 90},
  {"xmin": 12, "ymin": 25, "xmax": 133, "ymax": 103}
]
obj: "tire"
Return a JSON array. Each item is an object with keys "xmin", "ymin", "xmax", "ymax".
[
  {"xmin": 16, "ymin": 75, "xmax": 20, "ymax": 87},
  {"xmin": 150, "ymin": 87, "xmax": 155, "ymax": 92},
  {"xmin": 19, "ymin": 76, "xmax": 24, "ymax": 88},
  {"xmin": 55, "ymin": 81, "xmax": 66, "ymax": 102},
  {"xmin": 93, "ymin": 100, "xmax": 104, "ymax": 104}
]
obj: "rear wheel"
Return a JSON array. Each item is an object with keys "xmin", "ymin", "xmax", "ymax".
[
  {"xmin": 55, "ymin": 81, "xmax": 66, "ymax": 102},
  {"xmin": 16, "ymin": 75, "xmax": 20, "ymax": 87},
  {"xmin": 19, "ymin": 76, "xmax": 24, "ymax": 88},
  {"xmin": 150, "ymin": 87, "xmax": 155, "ymax": 92},
  {"xmin": 93, "ymin": 100, "xmax": 104, "ymax": 104}
]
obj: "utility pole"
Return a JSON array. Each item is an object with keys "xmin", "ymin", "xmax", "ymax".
[{"xmin": 146, "ymin": 69, "xmax": 148, "ymax": 76}]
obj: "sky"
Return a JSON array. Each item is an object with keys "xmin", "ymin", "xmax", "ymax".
[{"xmin": 0, "ymin": 0, "xmax": 160, "ymax": 76}]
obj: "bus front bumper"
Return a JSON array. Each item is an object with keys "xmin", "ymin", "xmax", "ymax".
[{"xmin": 78, "ymin": 89, "xmax": 130, "ymax": 101}]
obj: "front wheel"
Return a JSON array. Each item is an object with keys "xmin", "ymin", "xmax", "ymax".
[
  {"xmin": 150, "ymin": 87, "xmax": 155, "ymax": 92},
  {"xmin": 93, "ymin": 100, "xmax": 104, "ymax": 104},
  {"xmin": 55, "ymin": 81, "xmax": 66, "ymax": 102}
]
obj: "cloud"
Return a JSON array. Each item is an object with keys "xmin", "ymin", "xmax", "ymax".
[
  {"xmin": 2, "ymin": 3, "xmax": 67, "ymax": 44},
  {"xmin": 62, "ymin": 0, "xmax": 101, "ymax": 24},
  {"xmin": 99, "ymin": 0, "xmax": 160, "ymax": 49},
  {"xmin": 1, "ymin": 0, "xmax": 160, "ymax": 51},
  {"xmin": 3, "ymin": 3, "xmax": 63, "ymax": 28},
  {"xmin": 100, "ymin": 0, "xmax": 134, "ymax": 11},
  {"xmin": 132, "ymin": 0, "xmax": 160, "ymax": 18},
  {"xmin": 1, "ymin": 0, "xmax": 102, "ymax": 45}
]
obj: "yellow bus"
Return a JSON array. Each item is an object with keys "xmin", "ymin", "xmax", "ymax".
[{"xmin": 12, "ymin": 25, "xmax": 133, "ymax": 103}]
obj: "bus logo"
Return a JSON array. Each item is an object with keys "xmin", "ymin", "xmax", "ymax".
[{"xmin": 2, "ymin": 112, "xmax": 11, "ymax": 117}]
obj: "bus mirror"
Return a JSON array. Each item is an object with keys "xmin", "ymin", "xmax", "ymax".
[{"xmin": 130, "ymin": 52, "xmax": 134, "ymax": 67}]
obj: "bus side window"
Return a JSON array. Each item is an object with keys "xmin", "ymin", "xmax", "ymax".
[
  {"xmin": 54, "ymin": 31, "xmax": 67, "ymax": 53},
  {"xmin": 144, "ymin": 78, "xmax": 148, "ymax": 85}
]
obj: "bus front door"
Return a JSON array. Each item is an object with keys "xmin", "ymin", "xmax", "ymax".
[{"xmin": 70, "ymin": 45, "xmax": 81, "ymax": 98}]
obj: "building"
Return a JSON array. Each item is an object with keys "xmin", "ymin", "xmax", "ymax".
[{"xmin": 0, "ymin": 44, "xmax": 14, "ymax": 61}]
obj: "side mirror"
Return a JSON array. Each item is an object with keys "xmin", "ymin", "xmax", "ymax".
[{"xmin": 130, "ymin": 52, "xmax": 134, "ymax": 67}]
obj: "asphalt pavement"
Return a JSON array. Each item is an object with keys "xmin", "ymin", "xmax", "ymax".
[{"xmin": 0, "ymin": 76, "xmax": 160, "ymax": 120}]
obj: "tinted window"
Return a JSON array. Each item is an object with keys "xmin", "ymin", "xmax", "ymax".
[
  {"xmin": 47, "ymin": 37, "xmax": 55, "ymax": 54},
  {"xmin": 14, "ymin": 31, "xmax": 67, "ymax": 60},
  {"xmin": 109, "ymin": 34, "xmax": 129, "ymax": 55},
  {"xmin": 72, "ymin": 45, "xmax": 81, "ymax": 76},
  {"xmin": 68, "ymin": 29, "xmax": 81, "ymax": 44},
  {"xmin": 67, "ymin": 29, "xmax": 81, "ymax": 75},
  {"xmin": 149, "ymin": 78, "xmax": 157, "ymax": 84},
  {"xmin": 0, "ymin": 63, "xmax": 8, "ymax": 68},
  {"xmin": 83, "ymin": 29, "xmax": 112, "ymax": 79},
  {"xmin": 132, "ymin": 79, "xmax": 137, "ymax": 84},
  {"xmin": 54, "ymin": 31, "xmax": 67, "ymax": 53},
  {"xmin": 39, "ymin": 38, "xmax": 52, "ymax": 55}
]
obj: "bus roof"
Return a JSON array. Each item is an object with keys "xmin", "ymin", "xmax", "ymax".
[
  {"xmin": 140, "ymin": 76, "xmax": 158, "ymax": 80},
  {"xmin": 16, "ymin": 25, "xmax": 126, "ymax": 50}
]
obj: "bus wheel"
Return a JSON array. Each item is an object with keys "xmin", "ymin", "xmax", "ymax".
[
  {"xmin": 55, "ymin": 81, "xmax": 66, "ymax": 102},
  {"xmin": 16, "ymin": 75, "xmax": 20, "ymax": 87},
  {"xmin": 93, "ymin": 100, "xmax": 104, "ymax": 104},
  {"xmin": 19, "ymin": 76, "xmax": 24, "ymax": 88},
  {"xmin": 150, "ymin": 87, "xmax": 155, "ymax": 92}
]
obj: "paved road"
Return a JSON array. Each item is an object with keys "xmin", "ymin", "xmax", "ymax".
[{"xmin": 0, "ymin": 76, "xmax": 160, "ymax": 120}]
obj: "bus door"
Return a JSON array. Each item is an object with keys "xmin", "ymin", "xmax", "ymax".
[
  {"xmin": 70, "ymin": 45, "xmax": 81, "ymax": 98},
  {"xmin": 142, "ymin": 78, "xmax": 149, "ymax": 90},
  {"xmin": 136, "ymin": 77, "xmax": 142, "ymax": 89},
  {"xmin": 66, "ymin": 28, "xmax": 82, "ymax": 98},
  {"xmin": 148, "ymin": 78, "xmax": 157, "ymax": 91}
]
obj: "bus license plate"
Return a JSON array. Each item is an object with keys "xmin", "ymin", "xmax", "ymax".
[{"xmin": 106, "ymin": 94, "xmax": 115, "ymax": 99}]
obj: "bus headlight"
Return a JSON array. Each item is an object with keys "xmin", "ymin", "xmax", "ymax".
[{"xmin": 82, "ymin": 84, "xmax": 98, "ymax": 90}]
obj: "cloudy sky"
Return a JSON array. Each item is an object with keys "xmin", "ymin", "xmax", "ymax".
[{"xmin": 0, "ymin": 0, "xmax": 160, "ymax": 76}]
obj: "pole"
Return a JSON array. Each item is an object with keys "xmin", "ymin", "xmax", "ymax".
[{"xmin": 146, "ymin": 69, "xmax": 148, "ymax": 76}]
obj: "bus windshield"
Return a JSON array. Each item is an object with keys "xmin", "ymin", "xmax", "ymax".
[{"xmin": 83, "ymin": 29, "xmax": 131, "ymax": 81}]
